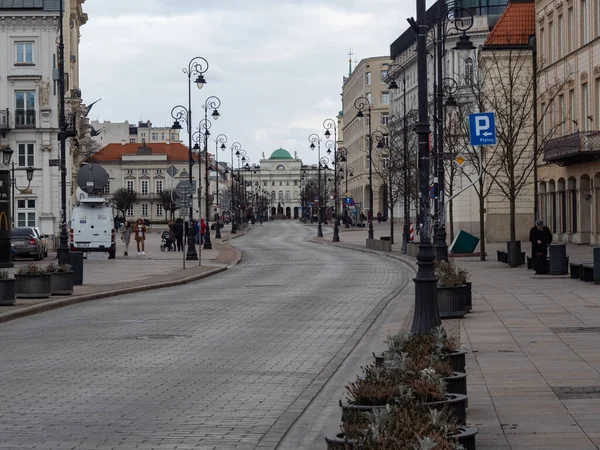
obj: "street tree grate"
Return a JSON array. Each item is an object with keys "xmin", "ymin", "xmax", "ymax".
[
  {"xmin": 553, "ymin": 386, "xmax": 600, "ymax": 400},
  {"xmin": 550, "ymin": 327, "xmax": 600, "ymax": 334}
]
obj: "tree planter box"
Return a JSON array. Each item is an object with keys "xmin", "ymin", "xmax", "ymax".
[
  {"xmin": 425, "ymin": 393, "xmax": 468, "ymax": 425},
  {"xmin": 441, "ymin": 349, "xmax": 467, "ymax": 373},
  {"xmin": 50, "ymin": 272, "xmax": 74, "ymax": 296},
  {"xmin": 324, "ymin": 432, "xmax": 360, "ymax": 450},
  {"xmin": 437, "ymin": 285, "xmax": 468, "ymax": 319},
  {"xmin": 15, "ymin": 273, "xmax": 51, "ymax": 299},
  {"xmin": 447, "ymin": 426, "xmax": 479, "ymax": 450},
  {"xmin": 0, "ymin": 278, "xmax": 16, "ymax": 306},
  {"xmin": 340, "ymin": 401, "xmax": 386, "ymax": 424},
  {"xmin": 443, "ymin": 372, "xmax": 467, "ymax": 398}
]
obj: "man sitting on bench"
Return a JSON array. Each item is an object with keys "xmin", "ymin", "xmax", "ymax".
[{"xmin": 530, "ymin": 219, "xmax": 553, "ymax": 274}]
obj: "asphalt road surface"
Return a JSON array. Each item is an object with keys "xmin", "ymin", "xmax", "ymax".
[{"xmin": 0, "ymin": 221, "xmax": 409, "ymax": 450}]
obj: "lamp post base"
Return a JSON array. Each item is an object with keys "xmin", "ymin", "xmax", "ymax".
[
  {"xmin": 186, "ymin": 228, "xmax": 198, "ymax": 260},
  {"xmin": 434, "ymin": 225, "xmax": 448, "ymax": 262},
  {"xmin": 215, "ymin": 220, "xmax": 222, "ymax": 239},
  {"xmin": 410, "ymin": 240, "xmax": 441, "ymax": 335},
  {"xmin": 317, "ymin": 223, "xmax": 323, "ymax": 238},
  {"xmin": 203, "ymin": 226, "xmax": 212, "ymax": 250},
  {"xmin": 368, "ymin": 222, "xmax": 374, "ymax": 240},
  {"xmin": 231, "ymin": 220, "xmax": 237, "ymax": 234},
  {"xmin": 332, "ymin": 221, "xmax": 340, "ymax": 242}
]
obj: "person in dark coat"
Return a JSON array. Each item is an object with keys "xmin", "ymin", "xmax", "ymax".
[
  {"xmin": 184, "ymin": 220, "xmax": 189, "ymax": 246},
  {"xmin": 530, "ymin": 219, "xmax": 553, "ymax": 274},
  {"xmin": 174, "ymin": 218, "xmax": 184, "ymax": 251}
]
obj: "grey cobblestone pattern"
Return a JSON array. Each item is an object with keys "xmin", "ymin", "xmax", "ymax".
[{"xmin": 0, "ymin": 221, "xmax": 408, "ymax": 450}]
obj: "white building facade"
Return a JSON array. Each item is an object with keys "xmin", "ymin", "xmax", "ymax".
[
  {"xmin": 0, "ymin": 0, "xmax": 87, "ymax": 238},
  {"xmin": 90, "ymin": 119, "xmax": 181, "ymax": 149}
]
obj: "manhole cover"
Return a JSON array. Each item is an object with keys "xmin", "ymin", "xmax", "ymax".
[
  {"xmin": 553, "ymin": 386, "xmax": 600, "ymax": 400},
  {"xmin": 135, "ymin": 334, "xmax": 191, "ymax": 340},
  {"xmin": 550, "ymin": 327, "xmax": 600, "ymax": 334}
]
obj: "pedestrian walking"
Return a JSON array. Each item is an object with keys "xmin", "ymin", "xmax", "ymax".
[
  {"xmin": 168, "ymin": 221, "xmax": 176, "ymax": 251},
  {"xmin": 184, "ymin": 220, "xmax": 189, "ymax": 246},
  {"xmin": 200, "ymin": 218, "xmax": 206, "ymax": 245},
  {"xmin": 121, "ymin": 220, "xmax": 132, "ymax": 256},
  {"xmin": 530, "ymin": 219, "xmax": 553, "ymax": 274},
  {"xmin": 377, "ymin": 211, "xmax": 382, "ymax": 223},
  {"xmin": 134, "ymin": 218, "xmax": 147, "ymax": 256},
  {"xmin": 174, "ymin": 218, "xmax": 184, "ymax": 251}
]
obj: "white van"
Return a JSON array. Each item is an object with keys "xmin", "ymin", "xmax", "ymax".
[{"xmin": 70, "ymin": 197, "xmax": 116, "ymax": 259}]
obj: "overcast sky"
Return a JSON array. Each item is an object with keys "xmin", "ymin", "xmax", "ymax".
[{"xmin": 80, "ymin": 0, "xmax": 416, "ymax": 165}]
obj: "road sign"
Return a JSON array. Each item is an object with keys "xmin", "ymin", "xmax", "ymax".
[
  {"xmin": 346, "ymin": 192, "xmax": 351, "ymax": 197},
  {"xmin": 49, "ymin": 159, "xmax": 60, "ymax": 167},
  {"xmin": 455, "ymin": 154, "xmax": 466, "ymax": 167},
  {"xmin": 329, "ymin": 195, "xmax": 334, "ymax": 200},
  {"xmin": 468, "ymin": 112, "xmax": 496, "ymax": 146},
  {"xmin": 167, "ymin": 165, "xmax": 178, "ymax": 177},
  {"xmin": 175, "ymin": 180, "xmax": 196, "ymax": 197}
]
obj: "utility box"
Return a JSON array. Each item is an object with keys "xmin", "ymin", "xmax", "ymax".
[
  {"xmin": 449, "ymin": 230, "xmax": 480, "ymax": 254},
  {"xmin": 549, "ymin": 243, "xmax": 568, "ymax": 275}
]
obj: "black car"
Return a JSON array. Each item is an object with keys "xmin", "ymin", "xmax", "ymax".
[{"xmin": 11, "ymin": 227, "xmax": 45, "ymax": 260}]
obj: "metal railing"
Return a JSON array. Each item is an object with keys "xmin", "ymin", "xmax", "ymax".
[
  {"xmin": 543, "ymin": 130, "xmax": 600, "ymax": 166},
  {"xmin": 15, "ymin": 109, "xmax": 35, "ymax": 129}
]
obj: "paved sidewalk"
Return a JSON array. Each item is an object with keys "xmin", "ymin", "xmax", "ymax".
[
  {"xmin": 0, "ymin": 224, "xmax": 248, "ymax": 323},
  {"xmin": 308, "ymin": 222, "xmax": 600, "ymax": 449}
]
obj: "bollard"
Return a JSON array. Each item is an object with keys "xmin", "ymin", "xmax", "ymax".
[
  {"xmin": 549, "ymin": 243, "xmax": 568, "ymax": 275},
  {"xmin": 69, "ymin": 252, "xmax": 84, "ymax": 285},
  {"xmin": 594, "ymin": 247, "xmax": 600, "ymax": 285}
]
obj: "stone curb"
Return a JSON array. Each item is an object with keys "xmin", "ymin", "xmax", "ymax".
[{"xmin": 0, "ymin": 237, "xmax": 247, "ymax": 325}]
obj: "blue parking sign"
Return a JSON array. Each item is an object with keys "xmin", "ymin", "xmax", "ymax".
[{"xmin": 468, "ymin": 112, "xmax": 497, "ymax": 146}]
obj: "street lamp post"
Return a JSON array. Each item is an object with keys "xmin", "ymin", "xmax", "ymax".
[
  {"xmin": 202, "ymin": 96, "xmax": 221, "ymax": 250},
  {"xmin": 387, "ymin": 63, "xmax": 410, "ymax": 255},
  {"xmin": 169, "ymin": 56, "xmax": 208, "ymax": 261},
  {"xmin": 230, "ymin": 142, "xmax": 242, "ymax": 233},
  {"xmin": 0, "ymin": 147, "xmax": 14, "ymax": 268},
  {"xmin": 214, "ymin": 134, "xmax": 227, "ymax": 239},
  {"xmin": 354, "ymin": 96, "xmax": 377, "ymax": 240},
  {"xmin": 323, "ymin": 119, "xmax": 340, "ymax": 242},
  {"xmin": 308, "ymin": 134, "xmax": 324, "ymax": 238}
]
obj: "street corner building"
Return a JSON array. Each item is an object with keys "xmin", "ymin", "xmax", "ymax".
[{"xmin": 0, "ymin": 0, "xmax": 88, "ymax": 248}]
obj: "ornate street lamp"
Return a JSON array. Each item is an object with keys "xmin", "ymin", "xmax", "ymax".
[
  {"xmin": 323, "ymin": 118, "xmax": 341, "ymax": 242},
  {"xmin": 214, "ymin": 134, "xmax": 227, "ymax": 239},
  {"xmin": 201, "ymin": 96, "xmax": 221, "ymax": 250},
  {"xmin": 308, "ymin": 134, "xmax": 324, "ymax": 238}
]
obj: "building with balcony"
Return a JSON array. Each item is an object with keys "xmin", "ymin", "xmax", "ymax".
[
  {"xmin": 90, "ymin": 141, "xmax": 205, "ymax": 223},
  {"xmin": 341, "ymin": 56, "xmax": 391, "ymax": 221},
  {"xmin": 0, "ymin": 0, "xmax": 87, "ymax": 238},
  {"xmin": 388, "ymin": 0, "xmax": 508, "ymax": 240},
  {"xmin": 537, "ymin": 0, "xmax": 600, "ymax": 244},
  {"xmin": 89, "ymin": 119, "xmax": 181, "ymax": 149}
]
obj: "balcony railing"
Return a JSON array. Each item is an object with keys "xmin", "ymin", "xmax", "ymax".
[
  {"xmin": 543, "ymin": 131, "xmax": 600, "ymax": 166},
  {"xmin": 15, "ymin": 109, "xmax": 35, "ymax": 129},
  {"xmin": 0, "ymin": 109, "xmax": 9, "ymax": 131}
]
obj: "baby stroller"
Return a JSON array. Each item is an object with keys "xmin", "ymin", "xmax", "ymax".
[{"xmin": 160, "ymin": 231, "xmax": 175, "ymax": 251}]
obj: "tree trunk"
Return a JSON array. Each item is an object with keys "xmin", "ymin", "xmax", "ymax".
[
  {"xmin": 479, "ymin": 179, "xmax": 486, "ymax": 261},
  {"xmin": 510, "ymin": 196, "xmax": 517, "ymax": 268},
  {"xmin": 390, "ymin": 209, "xmax": 394, "ymax": 245}
]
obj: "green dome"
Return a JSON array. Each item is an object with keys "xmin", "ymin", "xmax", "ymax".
[{"xmin": 269, "ymin": 148, "xmax": 293, "ymax": 160}]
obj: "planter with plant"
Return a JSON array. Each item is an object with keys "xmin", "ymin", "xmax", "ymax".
[
  {"xmin": 435, "ymin": 261, "xmax": 469, "ymax": 318},
  {"xmin": 46, "ymin": 263, "xmax": 75, "ymax": 295},
  {"xmin": 0, "ymin": 270, "xmax": 15, "ymax": 306},
  {"xmin": 15, "ymin": 263, "xmax": 52, "ymax": 298}
]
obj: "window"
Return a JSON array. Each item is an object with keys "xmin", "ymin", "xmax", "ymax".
[
  {"xmin": 582, "ymin": 0, "xmax": 589, "ymax": 44},
  {"xmin": 548, "ymin": 21, "xmax": 553, "ymax": 63},
  {"xmin": 380, "ymin": 70, "xmax": 387, "ymax": 81},
  {"xmin": 279, "ymin": 181, "xmax": 283, "ymax": 186},
  {"xmin": 569, "ymin": 89, "xmax": 575, "ymax": 132},
  {"xmin": 541, "ymin": 102, "xmax": 546, "ymax": 134},
  {"xmin": 141, "ymin": 204, "xmax": 148, "ymax": 216},
  {"xmin": 276, "ymin": 164, "xmax": 285, "ymax": 170},
  {"xmin": 141, "ymin": 180, "xmax": 149, "ymax": 195},
  {"xmin": 271, "ymin": 190, "xmax": 276, "ymax": 199},
  {"xmin": 127, "ymin": 204, "xmax": 134, "ymax": 216},
  {"xmin": 285, "ymin": 191, "xmax": 290, "ymax": 201},
  {"xmin": 271, "ymin": 181, "xmax": 275, "ymax": 186},
  {"xmin": 464, "ymin": 58, "xmax": 474, "ymax": 85},
  {"xmin": 558, "ymin": 15, "xmax": 563, "ymax": 58},
  {"xmin": 381, "ymin": 92, "xmax": 390, "ymax": 105},
  {"xmin": 17, "ymin": 143, "xmax": 34, "ymax": 167},
  {"xmin": 16, "ymin": 199, "xmax": 35, "ymax": 227},
  {"xmin": 170, "ymin": 133, "xmax": 177, "ymax": 141},
  {"xmin": 126, "ymin": 169, "xmax": 134, "ymax": 175},
  {"xmin": 140, "ymin": 169, "xmax": 148, "ymax": 175},
  {"xmin": 366, "ymin": 115, "xmax": 371, "ymax": 127},
  {"xmin": 130, "ymin": 138, "xmax": 136, "ymax": 143},
  {"xmin": 286, "ymin": 181, "xmax": 290, "ymax": 186},
  {"xmin": 103, "ymin": 181, "xmax": 110, "ymax": 195},
  {"xmin": 278, "ymin": 190, "xmax": 284, "ymax": 201},
  {"xmin": 15, "ymin": 91, "xmax": 35, "ymax": 128},
  {"xmin": 151, "ymin": 133, "xmax": 158, "ymax": 140},
  {"xmin": 540, "ymin": 27, "xmax": 545, "ymax": 60},
  {"xmin": 381, "ymin": 114, "xmax": 389, "ymax": 125},
  {"xmin": 568, "ymin": 7, "xmax": 575, "ymax": 52},
  {"xmin": 294, "ymin": 180, "xmax": 298, "ymax": 186},
  {"xmin": 15, "ymin": 42, "xmax": 33, "ymax": 64},
  {"xmin": 155, "ymin": 180, "xmax": 163, "ymax": 193},
  {"xmin": 263, "ymin": 181, "xmax": 268, "ymax": 187},
  {"xmin": 559, "ymin": 94, "xmax": 565, "ymax": 135},
  {"xmin": 156, "ymin": 204, "xmax": 163, "ymax": 216},
  {"xmin": 126, "ymin": 180, "xmax": 134, "ymax": 192},
  {"xmin": 383, "ymin": 134, "xmax": 390, "ymax": 147},
  {"xmin": 582, "ymin": 83, "xmax": 589, "ymax": 131},
  {"xmin": 366, "ymin": 72, "xmax": 371, "ymax": 86},
  {"xmin": 141, "ymin": 132, "xmax": 146, "ymax": 138},
  {"xmin": 161, "ymin": 133, "xmax": 165, "ymax": 140},
  {"xmin": 366, "ymin": 93, "xmax": 371, "ymax": 104},
  {"xmin": 156, "ymin": 169, "xmax": 162, "ymax": 175}
]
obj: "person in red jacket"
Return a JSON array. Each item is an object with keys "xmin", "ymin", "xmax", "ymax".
[{"xmin": 200, "ymin": 218, "xmax": 207, "ymax": 246}]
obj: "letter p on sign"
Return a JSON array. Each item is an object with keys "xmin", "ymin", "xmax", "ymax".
[
  {"xmin": 475, "ymin": 116, "xmax": 489, "ymax": 136},
  {"xmin": 468, "ymin": 112, "xmax": 497, "ymax": 146}
]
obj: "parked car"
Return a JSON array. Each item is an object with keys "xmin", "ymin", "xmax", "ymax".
[
  {"xmin": 32, "ymin": 226, "xmax": 49, "ymax": 258},
  {"xmin": 11, "ymin": 227, "xmax": 45, "ymax": 260}
]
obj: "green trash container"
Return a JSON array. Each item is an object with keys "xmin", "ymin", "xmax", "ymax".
[{"xmin": 449, "ymin": 230, "xmax": 480, "ymax": 254}]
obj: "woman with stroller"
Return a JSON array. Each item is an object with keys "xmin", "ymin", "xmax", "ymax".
[{"xmin": 121, "ymin": 221, "xmax": 132, "ymax": 256}]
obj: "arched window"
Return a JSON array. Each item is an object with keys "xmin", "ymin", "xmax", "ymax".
[
  {"xmin": 271, "ymin": 190, "xmax": 276, "ymax": 200},
  {"xmin": 278, "ymin": 190, "xmax": 284, "ymax": 201},
  {"xmin": 276, "ymin": 165, "xmax": 285, "ymax": 170},
  {"xmin": 464, "ymin": 57, "xmax": 474, "ymax": 85},
  {"xmin": 285, "ymin": 191, "xmax": 290, "ymax": 202}
]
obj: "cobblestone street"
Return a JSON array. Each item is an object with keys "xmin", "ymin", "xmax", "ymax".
[{"xmin": 0, "ymin": 221, "xmax": 410, "ymax": 450}]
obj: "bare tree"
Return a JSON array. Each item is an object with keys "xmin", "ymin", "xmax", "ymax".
[{"xmin": 478, "ymin": 46, "xmax": 572, "ymax": 266}]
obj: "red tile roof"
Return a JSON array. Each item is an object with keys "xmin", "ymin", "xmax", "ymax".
[
  {"xmin": 484, "ymin": 0, "xmax": 534, "ymax": 47},
  {"xmin": 91, "ymin": 142, "xmax": 193, "ymax": 162}
]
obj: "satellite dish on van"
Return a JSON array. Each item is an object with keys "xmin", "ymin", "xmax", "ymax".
[
  {"xmin": 76, "ymin": 187, "xmax": 89, "ymax": 200},
  {"xmin": 76, "ymin": 163, "xmax": 109, "ymax": 194}
]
